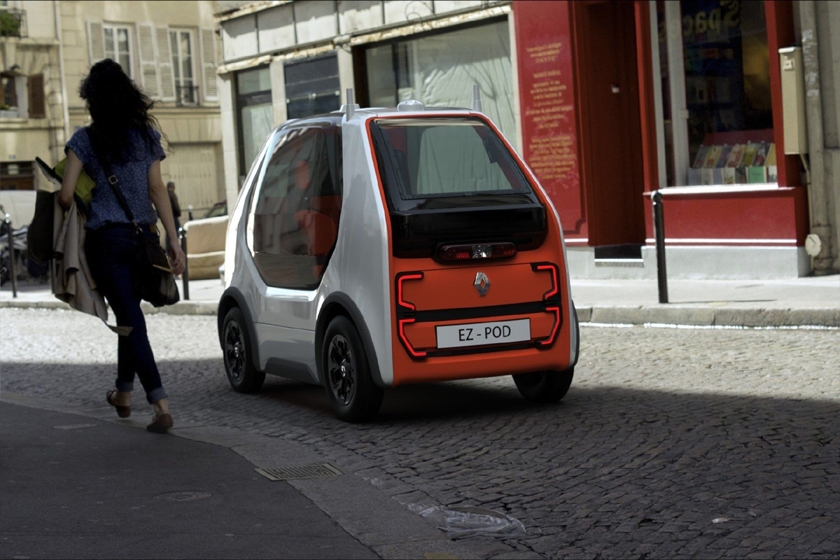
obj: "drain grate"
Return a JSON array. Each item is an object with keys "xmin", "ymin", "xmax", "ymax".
[{"xmin": 256, "ymin": 463, "xmax": 342, "ymax": 481}]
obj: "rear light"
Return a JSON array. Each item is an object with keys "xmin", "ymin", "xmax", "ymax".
[
  {"xmin": 395, "ymin": 272, "xmax": 426, "ymax": 358},
  {"xmin": 532, "ymin": 263, "xmax": 561, "ymax": 347},
  {"xmin": 437, "ymin": 242, "xmax": 517, "ymax": 262}
]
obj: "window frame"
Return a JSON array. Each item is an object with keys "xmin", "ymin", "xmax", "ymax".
[
  {"xmin": 102, "ymin": 23, "xmax": 134, "ymax": 78},
  {"xmin": 169, "ymin": 27, "xmax": 198, "ymax": 106},
  {"xmin": 247, "ymin": 120, "xmax": 343, "ymax": 291},
  {"xmin": 653, "ymin": 0, "xmax": 775, "ymax": 188}
]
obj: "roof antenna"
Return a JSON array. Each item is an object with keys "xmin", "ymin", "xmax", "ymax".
[
  {"xmin": 472, "ymin": 84, "xmax": 482, "ymax": 112},
  {"xmin": 344, "ymin": 88, "xmax": 357, "ymax": 120}
]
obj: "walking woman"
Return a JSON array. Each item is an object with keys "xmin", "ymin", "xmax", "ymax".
[{"xmin": 58, "ymin": 59, "xmax": 186, "ymax": 433}]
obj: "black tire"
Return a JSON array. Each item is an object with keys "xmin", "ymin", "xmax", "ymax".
[
  {"xmin": 322, "ymin": 315, "xmax": 383, "ymax": 423},
  {"xmin": 222, "ymin": 307, "xmax": 265, "ymax": 393},
  {"xmin": 513, "ymin": 369, "xmax": 574, "ymax": 403}
]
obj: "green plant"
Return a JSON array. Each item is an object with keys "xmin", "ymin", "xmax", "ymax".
[{"xmin": 0, "ymin": 11, "xmax": 21, "ymax": 37}]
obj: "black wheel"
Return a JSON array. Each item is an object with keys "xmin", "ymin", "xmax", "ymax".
[
  {"xmin": 322, "ymin": 315, "xmax": 383, "ymax": 423},
  {"xmin": 513, "ymin": 369, "xmax": 574, "ymax": 403},
  {"xmin": 223, "ymin": 307, "xmax": 265, "ymax": 393}
]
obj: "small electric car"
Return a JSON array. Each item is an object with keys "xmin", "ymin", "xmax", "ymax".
[{"xmin": 218, "ymin": 99, "xmax": 579, "ymax": 422}]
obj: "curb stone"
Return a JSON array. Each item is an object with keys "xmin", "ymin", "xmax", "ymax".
[
  {"xmin": 3, "ymin": 299, "xmax": 839, "ymax": 328},
  {"xmin": 578, "ymin": 305, "xmax": 840, "ymax": 328}
]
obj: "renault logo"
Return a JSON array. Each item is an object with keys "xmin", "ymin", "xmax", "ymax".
[{"xmin": 473, "ymin": 272, "xmax": 490, "ymax": 296}]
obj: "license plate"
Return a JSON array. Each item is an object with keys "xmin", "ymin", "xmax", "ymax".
[{"xmin": 436, "ymin": 319, "xmax": 531, "ymax": 349}]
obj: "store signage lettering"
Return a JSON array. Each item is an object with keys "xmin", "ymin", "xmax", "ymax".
[
  {"xmin": 659, "ymin": 0, "xmax": 740, "ymax": 43},
  {"xmin": 515, "ymin": 1, "xmax": 583, "ymax": 234}
]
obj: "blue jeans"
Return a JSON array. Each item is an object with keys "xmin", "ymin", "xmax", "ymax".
[{"xmin": 86, "ymin": 224, "xmax": 168, "ymax": 404}]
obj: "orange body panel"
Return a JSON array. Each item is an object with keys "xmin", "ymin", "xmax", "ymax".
[
  {"xmin": 366, "ymin": 114, "xmax": 574, "ymax": 387},
  {"xmin": 401, "ymin": 264, "xmax": 554, "ymax": 311}
]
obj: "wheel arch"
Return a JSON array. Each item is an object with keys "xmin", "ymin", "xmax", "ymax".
[
  {"xmin": 218, "ymin": 287, "xmax": 262, "ymax": 373},
  {"xmin": 316, "ymin": 292, "xmax": 385, "ymax": 388}
]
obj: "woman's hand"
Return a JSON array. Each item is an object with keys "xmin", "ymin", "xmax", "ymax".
[{"xmin": 168, "ymin": 243, "xmax": 186, "ymax": 276}]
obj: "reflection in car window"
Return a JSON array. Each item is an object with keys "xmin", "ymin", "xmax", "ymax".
[
  {"xmin": 371, "ymin": 118, "xmax": 532, "ymax": 200},
  {"xmin": 250, "ymin": 124, "xmax": 342, "ymax": 289}
]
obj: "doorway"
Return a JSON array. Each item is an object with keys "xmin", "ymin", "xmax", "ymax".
[{"xmin": 574, "ymin": 0, "xmax": 646, "ymax": 258}]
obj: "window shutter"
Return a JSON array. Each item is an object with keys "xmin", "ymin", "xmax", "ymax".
[
  {"xmin": 137, "ymin": 23, "xmax": 159, "ymax": 97},
  {"xmin": 200, "ymin": 27, "xmax": 218, "ymax": 102},
  {"xmin": 27, "ymin": 74, "xmax": 46, "ymax": 118},
  {"xmin": 87, "ymin": 21, "xmax": 105, "ymax": 65},
  {"xmin": 155, "ymin": 26, "xmax": 176, "ymax": 101}
]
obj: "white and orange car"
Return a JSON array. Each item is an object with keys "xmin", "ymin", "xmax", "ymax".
[{"xmin": 218, "ymin": 99, "xmax": 579, "ymax": 422}]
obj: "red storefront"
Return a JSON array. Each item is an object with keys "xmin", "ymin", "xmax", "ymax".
[{"xmin": 513, "ymin": 0, "xmax": 808, "ymax": 279}]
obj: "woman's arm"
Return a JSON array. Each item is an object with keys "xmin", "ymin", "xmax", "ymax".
[
  {"xmin": 148, "ymin": 160, "xmax": 186, "ymax": 275},
  {"xmin": 59, "ymin": 150, "xmax": 83, "ymax": 210}
]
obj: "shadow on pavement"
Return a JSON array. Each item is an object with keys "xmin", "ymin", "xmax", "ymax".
[{"xmin": 5, "ymin": 358, "xmax": 840, "ymax": 556}]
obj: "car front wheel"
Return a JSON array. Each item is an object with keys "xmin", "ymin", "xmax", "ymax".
[
  {"xmin": 513, "ymin": 369, "xmax": 574, "ymax": 403},
  {"xmin": 322, "ymin": 315, "xmax": 383, "ymax": 423}
]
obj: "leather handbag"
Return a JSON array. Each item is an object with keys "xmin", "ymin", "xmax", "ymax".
[
  {"xmin": 100, "ymin": 161, "xmax": 180, "ymax": 307},
  {"xmin": 27, "ymin": 189, "xmax": 56, "ymax": 264}
]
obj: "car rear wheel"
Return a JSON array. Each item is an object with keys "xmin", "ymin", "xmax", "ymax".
[
  {"xmin": 322, "ymin": 315, "xmax": 383, "ymax": 423},
  {"xmin": 223, "ymin": 307, "xmax": 265, "ymax": 393},
  {"xmin": 513, "ymin": 369, "xmax": 574, "ymax": 403}
]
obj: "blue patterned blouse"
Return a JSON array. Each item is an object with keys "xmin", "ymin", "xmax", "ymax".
[{"xmin": 65, "ymin": 126, "xmax": 166, "ymax": 230}]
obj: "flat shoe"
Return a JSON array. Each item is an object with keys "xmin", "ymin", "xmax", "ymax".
[
  {"xmin": 147, "ymin": 413, "xmax": 173, "ymax": 434},
  {"xmin": 106, "ymin": 389, "xmax": 131, "ymax": 418}
]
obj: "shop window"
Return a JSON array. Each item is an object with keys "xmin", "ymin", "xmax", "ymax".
[
  {"xmin": 249, "ymin": 124, "xmax": 342, "ymax": 290},
  {"xmin": 363, "ymin": 20, "xmax": 517, "ymax": 149},
  {"xmin": 236, "ymin": 67, "xmax": 273, "ymax": 178},
  {"xmin": 284, "ymin": 55, "xmax": 340, "ymax": 119},
  {"xmin": 656, "ymin": 0, "xmax": 774, "ymax": 186}
]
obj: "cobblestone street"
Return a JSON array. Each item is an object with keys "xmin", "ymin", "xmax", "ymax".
[{"xmin": 2, "ymin": 308, "xmax": 839, "ymax": 559}]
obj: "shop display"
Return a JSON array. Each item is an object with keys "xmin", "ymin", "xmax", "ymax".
[{"xmin": 688, "ymin": 142, "xmax": 776, "ymax": 186}]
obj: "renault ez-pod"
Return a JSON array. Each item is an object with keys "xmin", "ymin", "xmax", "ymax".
[{"xmin": 218, "ymin": 101, "xmax": 579, "ymax": 422}]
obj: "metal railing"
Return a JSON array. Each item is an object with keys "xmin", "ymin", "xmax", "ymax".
[
  {"xmin": 175, "ymin": 84, "xmax": 199, "ymax": 107},
  {"xmin": 0, "ymin": 8, "xmax": 27, "ymax": 38}
]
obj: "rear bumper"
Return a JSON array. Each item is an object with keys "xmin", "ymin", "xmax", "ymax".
[{"xmin": 391, "ymin": 344, "xmax": 571, "ymax": 385}]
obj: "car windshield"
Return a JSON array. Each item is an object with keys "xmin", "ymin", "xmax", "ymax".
[{"xmin": 370, "ymin": 118, "xmax": 534, "ymax": 206}]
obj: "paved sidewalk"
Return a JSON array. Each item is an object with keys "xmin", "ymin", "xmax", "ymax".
[
  {"xmin": 0, "ymin": 400, "xmax": 377, "ymax": 559},
  {"xmin": 2, "ymin": 274, "xmax": 839, "ymax": 327}
]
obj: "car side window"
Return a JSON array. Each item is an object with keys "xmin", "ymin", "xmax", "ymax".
[{"xmin": 250, "ymin": 124, "xmax": 342, "ymax": 289}]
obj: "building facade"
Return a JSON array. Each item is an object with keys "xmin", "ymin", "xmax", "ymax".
[
  {"xmin": 0, "ymin": 0, "xmax": 224, "ymax": 226},
  {"xmin": 215, "ymin": 0, "xmax": 840, "ymax": 279}
]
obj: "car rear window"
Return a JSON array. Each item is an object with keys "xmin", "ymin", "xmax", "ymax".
[{"xmin": 370, "ymin": 118, "xmax": 534, "ymax": 208}]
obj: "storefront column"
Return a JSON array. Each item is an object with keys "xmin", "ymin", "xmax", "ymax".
[
  {"xmin": 796, "ymin": 0, "xmax": 833, "ymax": 274},
  {"xmin": 336, "ymin": 45, "xmax": 354, "ymax": 105},
  {"xmin": 269, "ymin": 58, "xmax": 287, "ymax": 126},
  {"xmin": 218, "ymin": 72, "xmax": 241, "ymax": 206}
]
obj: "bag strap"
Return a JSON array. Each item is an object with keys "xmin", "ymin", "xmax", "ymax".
[{"xmin": 99, "ymin": 158, "xmax": 138, "ymax": 226}]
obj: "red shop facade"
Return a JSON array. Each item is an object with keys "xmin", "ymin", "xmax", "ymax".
[{"xmin": 513, "ymin": 0, "xmax": 808, "ymax": 279}]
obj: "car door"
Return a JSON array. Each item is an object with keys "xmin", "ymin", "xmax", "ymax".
[{"xmin": 246, "ymin": 122, "xmax": 342, "ymax": 372}]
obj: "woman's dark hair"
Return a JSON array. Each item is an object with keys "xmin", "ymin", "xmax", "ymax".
[{"xmin": 79, "ymin": 59, "xmax": 166, "ymax": 165}]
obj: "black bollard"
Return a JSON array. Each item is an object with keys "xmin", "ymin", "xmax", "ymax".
[
  {"xmin": 179, "ymin": 226, "xmax": 190, "ymax": 301},
  {"xmin": 4, "ymin": 215, "xmax": 17, "ymax": 298},
  {"xmin": 652, "ymin": 191, "xmax": 668, "ymax": 304}
]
